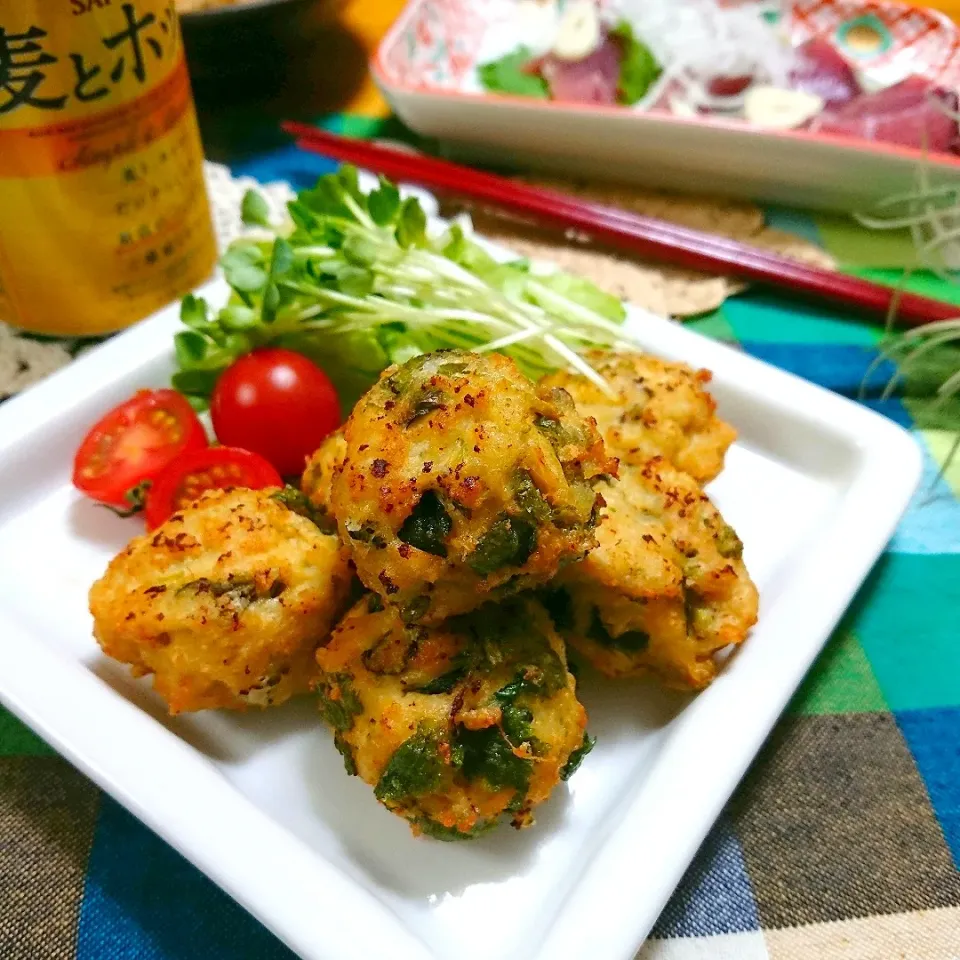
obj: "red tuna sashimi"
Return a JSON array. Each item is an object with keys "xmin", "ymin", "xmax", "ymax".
[
  {"xmin": 790, "ymin": 38, "xmax": 860, "ymax": 108},
  {"xmin": 541, "ymin": 36, "xmax": 621, "ymax": 105},
  {"xmin": 811, "ymin": 75, "xmax": 957, "ymax": 152}
]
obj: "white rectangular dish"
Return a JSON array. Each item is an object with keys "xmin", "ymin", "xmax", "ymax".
[
  {"xmin": 0, "ymin": 275, "xmax": 920, "ymax": 960},
  {"xmin": 372, "ymin": 0, "xmax": 960, "ymax": 211}
]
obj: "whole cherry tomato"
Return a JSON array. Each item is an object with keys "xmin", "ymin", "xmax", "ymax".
[{"xmin": 210, "ymin": 348, "xmax": 341, "ymax": 477}]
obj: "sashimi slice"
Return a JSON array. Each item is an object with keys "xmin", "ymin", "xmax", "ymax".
[
  {"xmin": 811, "ymin": 75, "xmax": 957, "ymax": 152},
  {"xmin": 790, "ymin": 38, "xmax": 860, "ymax": 108},
  {"xmin": 541, "ymin": 35, "xmax": 621, "ymax": 104}
]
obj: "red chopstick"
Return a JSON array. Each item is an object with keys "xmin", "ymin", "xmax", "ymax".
[{"xmin": 282, "ymin": 122, "xmax": 956, "ymax": 328}]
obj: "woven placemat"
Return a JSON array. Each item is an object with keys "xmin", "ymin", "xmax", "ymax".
[{"xmin": 452, "ymin": 174, "xmax": 835, "ymax": 317}]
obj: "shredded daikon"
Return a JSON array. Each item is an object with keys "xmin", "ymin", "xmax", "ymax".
[{"xmin": 610, "ymin": 0, "xmax": 796, "ymax": 111}]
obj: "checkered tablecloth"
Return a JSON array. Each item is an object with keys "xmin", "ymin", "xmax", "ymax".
[{"xmin": 2, "ymin": 2, "xmax": 959, "ymax": 956}]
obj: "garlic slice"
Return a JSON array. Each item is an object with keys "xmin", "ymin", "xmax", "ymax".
[
  {"xmin": 743, "ymin": 86, "xmax": 824, "ymax": 130},
  {"xmin": 552, "ymin": 0, "xmax": 601, "ymax": 62},
  {"xmin": 515, "ymin": 0, "xmax": 561, "ymax": 53}
]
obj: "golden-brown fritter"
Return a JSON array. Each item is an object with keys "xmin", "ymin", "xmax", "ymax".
[
  {"xmin": 546, "ymin": 457, "xmax": 758, "ymax": 690},
  {"xmin": 301, "ymin": 429, "xmax": 345, "ymax": 520},
  {"xmin": 315, "ymin": 596, "xmax": 591, "ymax": 839},
  {"xmin": 331, "ymin": 350, "xmax": 616, "ymax": 624},
  {"xmin": 89, "ymin": 487, "xmax": 353, "ymax": 714},
  {"xmin": 540, "ymin": 349, "xmax": 736, "ymax": 484}
]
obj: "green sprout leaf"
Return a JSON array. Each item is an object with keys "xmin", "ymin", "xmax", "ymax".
[
  {"xmin": 368, "ymin": 176, "xmax": 401, "ymax": 226},
  {"xmin": 271, "ymin": 236, "xmax": 295, "ymax": 277},
  {"xmin": 172, "ymin": 163, "xmax": 627, "ymax": 406},
  {"xmin": 219, "ymin": 304, "xmax": 259, "ymax": 332},
  {"xmin": 262, "ymin": 284, "xmax": 280, "ymax": 322},
  {"xmin": 221, "ymin": 245, "xmax": 268, "ymax": 293},
  {"xmin": 180, "ymin": 293, "xmax": 209, "ymax": 331},
  {"xmin": 172, "ymin": 368, "xmax": 221, "ymax": 396},
  {"xmin": 241, "ymin": 189, "xmax": 272, "ymax": 228},
  {"xmin": 529, "ymin": 271, "xmax": 627, "ymax": 323},
  {"xmin": 173, "ymin": 330, "xmax": 209, "ymax": 367},
  {"xmin": 396, "ymin": 196, "xmax": 427, "ymax": 248}
]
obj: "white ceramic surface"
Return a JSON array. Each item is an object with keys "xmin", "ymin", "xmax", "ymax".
[
  {"xmin": 372, "ymin": 0, "xmax": 960, "ymax": 212},
  {"xmin": 0, "ymin": 269, "xmax": 920, "ymax": 959}
]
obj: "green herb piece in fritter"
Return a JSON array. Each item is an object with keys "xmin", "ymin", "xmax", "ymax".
[
  {"xmin": 409, "ymin": 666, "xmax": 468, "ymax": 695},
  {"xmin": 540, "ymin": 586, "xmax": 575, "ymax": 632},
  {"xmin": 588, "ymin": 607, "xmax": 649, "ymax": 653},
  {"xmin": 317, "ymin": 674, "xmax": 363, "ymax": 732},
  {"xmin": 455, "ymin": 600, "xmax": 567, "ymax": 696},
  {"xmin": 398, "ymin": 491, "xmax": 453, "ymax": 558},
  {"xmin": 375, "ymin": 731, "xmax": 448, "ymax": 805},
  {"xmin": 345, "ymin": 521, "xmax": 387, "ymax": 549},
  {"xmin": 334, "ymin": 732, "xmax": 358, "ymax": 776},
  {"xmin": 400, "ymin": 595, "xmax": 432, "ymax": 624},
  {"xmin": 405, "ymin": 389, "xmax": 448, "ymax": 425},
  {"xmin": 272, "ymin": 485, "xmax": 337, "ymax": 534},
  {"xmin": 500, "ymin": 702, "xmax": 535, "ymax": 745},
  {"xmin": 512, "ymin": 470, "xmax": 552, "ymax": 523},
  {"xmin": 560, "ymin": 732, "xmax": 596, "ymax": 781},
  {"xmin": 417, "ymin": 819, "xmax": 492, "ymax": 842},
  {"xmin": 716, "ymin": 523, "xmax": 744, "ymax": 559},
  {"xmin": 468, "ymin": 515, "xmax": 537, "ymax": 576},
  {"xmin": 177, "ymin": 576, "xmax": 284, "ymax": 606},
  {"xmin": 457, "ymin": 726, "xmax": 532, "ymax": 795},
  {"xmin": 533, "ymin": 414, "xmax": 570, "ymax": 454},
  {"xmin": 362, "ymin": 627, "xmax": 419, "ymax": 675}
]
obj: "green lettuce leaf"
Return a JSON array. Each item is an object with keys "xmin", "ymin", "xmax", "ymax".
[
  {"xmin": 611, "ymin": 20, "xmax": 661, "ymax": 105},
  {"xmin": 478, "ymin": 47, "xmax": 549, "ymax": 99}
]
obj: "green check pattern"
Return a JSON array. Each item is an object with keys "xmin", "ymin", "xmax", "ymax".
[{"xmin": 1, "ymin": 135, "xmax": 958, "ymax": 960}]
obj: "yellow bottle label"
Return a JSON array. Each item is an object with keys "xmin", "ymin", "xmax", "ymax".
[{"xmin": 0, "ymin": 1, "xmax": 217, "ymax": 335}]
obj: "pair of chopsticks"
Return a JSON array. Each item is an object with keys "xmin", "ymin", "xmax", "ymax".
[{"xmin": 282, "ymin": 122, "xmax": 956, "ymax": 329}]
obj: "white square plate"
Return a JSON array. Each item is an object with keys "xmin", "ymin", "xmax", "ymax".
[{"xmin": 0, "ymin": 275, "xmax": 920, "ymax": 960}]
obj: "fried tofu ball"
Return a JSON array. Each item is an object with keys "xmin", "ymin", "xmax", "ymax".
[
  {"xmin": 89, "ymin": 487, "xmax": 353, "ymax": 714},
  {"xmin": 545, "ymin": 457, "xmax": 758, "ymax": 690},
  {"xmin": 301, "ymin": 429, "xmax": 346, "ymax": 520},
  {"xmin": 331, "ymin": 350, "xmax": 616, "ymax": 624},
  {"xmin": 315, "ymin": 596, "xmax": 591, "ymax": 839},
  {"xmin": 540, "ymin": 349, "xmax": 736, "ymax": 484}
]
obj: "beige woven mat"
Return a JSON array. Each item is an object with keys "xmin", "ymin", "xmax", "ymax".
[{"xmin": 451, "ymin": 174, "xmax": 835, "ymax": 318}]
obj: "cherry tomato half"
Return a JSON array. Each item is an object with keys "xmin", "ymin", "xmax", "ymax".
[
  {"xmin": 73, "ymin": 389, "xmax": 208, "ymax": 508},
  {"xmin": 210, "ymin": 348, "xmax": 341, "ymax": 478},
  {"xmin": 144, "ymin": 445, "xmax": 283, "ymax": 529}
]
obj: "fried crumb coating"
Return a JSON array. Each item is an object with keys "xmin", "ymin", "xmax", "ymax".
[
  {"xmin": 315, "ymin": 596, "xmax": 590, "ymax": 839},
  {"xmin": 545, "ymin": 457, "xmax": 758, "ymax": 690},
  {"xmin": 331, "ymin": 349, "xmax": 616, "ymax": 624},
  {"xmin": 540, "ymin": 349, "xmax": 736, "ymax": 484},
  {"xmin": 89, "ymin": 487, "xmax": 353, "ymax": 714},
  {"xmin": 301, "ymin": 429, "xmax": 346, "ymax": 520}
]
